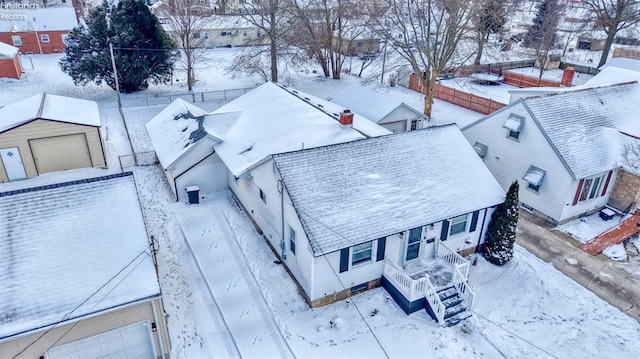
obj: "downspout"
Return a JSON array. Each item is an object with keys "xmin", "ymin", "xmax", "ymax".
[
  {"xmin": 151, "ymin": 299, "xmax": 167, "ymax": 359},
  {"xmin": 279, "ymin": 179, "xmax": 285, "ymax": 261},
  {"xmin": 475, "ymin": 207, "xmax": 490, "ymax": 253}
]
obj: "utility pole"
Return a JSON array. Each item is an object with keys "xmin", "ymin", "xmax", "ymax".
[{"xmin": 109, "ymin": 43, "xmax": 122, "ymax": 108}]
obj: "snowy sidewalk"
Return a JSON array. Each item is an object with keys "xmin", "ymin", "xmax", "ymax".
[{"xmin": 176, "ymin": 193, "xmax": 295, "ymax": 359}]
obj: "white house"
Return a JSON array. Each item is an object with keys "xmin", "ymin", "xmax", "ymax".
[
  {"xmin": 462, "ymin": 82, "xmax": 640, "ymax": 224},
  {"xmin": 269, "ymin": 125, "xmax": 505, "ymax": 324},
  {"xmin": 147, "ymin": 82, "xmax": 389, "ymax": 202},
  {"xmin": 331, "ymin": 84, "xmax": 428, "ymax": 132},
  {"xmin": 0, "ymin": 172, "xmax": 171, "ymax": 358}
]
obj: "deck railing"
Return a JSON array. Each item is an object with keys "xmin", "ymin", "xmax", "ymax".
[
  {"xmin": 383, "ymin": 260, "xmax": 445, "ymax": 323},
  {"xmin": 435, "ymin": 241, "xmax": 470, "ymax": 280},
  {"xmin": 453, "ymin": 265, "xmax": 475, "ymax": 312}
]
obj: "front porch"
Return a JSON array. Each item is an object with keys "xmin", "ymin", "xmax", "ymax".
[{"xmin": 382, "ymin": 240, "xmax": 475, "ymax": 326}]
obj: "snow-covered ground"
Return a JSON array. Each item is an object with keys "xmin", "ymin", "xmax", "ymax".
[{"xmin": 2, "ymin": 49, "xmax": 640, "ymax": 358}]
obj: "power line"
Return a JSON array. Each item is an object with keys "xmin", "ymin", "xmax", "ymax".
[
  {"xmin": 471, "ymin": 310, "xmax": 558, "ymax": 359},
  {"xmin": 12, "ymin": 246, "xmax": 153, "ymax": 359}
]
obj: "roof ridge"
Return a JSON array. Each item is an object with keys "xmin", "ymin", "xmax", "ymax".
[
  {"xmin": 0, "ymin": 172, "xmax": 133, "ymax": 197},
  {"xmin": 37, "ymin": 92, "xmax": 46, "ymax": 118}
]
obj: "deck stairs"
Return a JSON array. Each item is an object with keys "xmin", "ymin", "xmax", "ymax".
[{"xmin": 433, "ymin": 286, "xmax": 472, "ymax": 327}]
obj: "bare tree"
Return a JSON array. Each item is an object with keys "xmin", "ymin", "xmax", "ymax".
[
  {"xmin": 238, "ymin": 0, "xmax": 286, "ymax": 82},
  {"xmin": 367, "ymin": 0, "xmax": 476, "ymax": 117},
  {"xmin": 163, "ymin": 0, "xmax": 215, "ymax": 91},
  {"xmin": 622, "ymin": 141, "xmax": 640, "ymax": 175},
  {"xmin": 217, "ymin": 0, "xmax": 230, "ymax": 14},
  {"xmin": 557, "ymin": 5, "xmax": 592, "ymax": 56},
  {"xmin": 473, "ymin": 0, "xmax": 509, "ymax": 65},
  {"xmin": 581, "ymin": 0, "xmax": 640, "ymax": 67},
  {"xmin": 522, "ymin": 0, "xmax": 563, "ymax": 79}
]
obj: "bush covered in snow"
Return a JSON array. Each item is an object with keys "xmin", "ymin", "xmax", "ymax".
[{"xmin": 483, "ymin": 181, "xmax": 519, "ymax": 265}]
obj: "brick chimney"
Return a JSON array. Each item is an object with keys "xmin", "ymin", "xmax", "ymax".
[{"xmin": 339, "ymin": 110, "xmax": 354, "ymax": 128}]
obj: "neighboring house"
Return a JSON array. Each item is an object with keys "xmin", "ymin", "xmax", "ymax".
[
  {"xmin": 0, "ymin": 172, "xmax": 171, "ymax": 359},
  {"xmin": 161, "ymin": 15, "xmax": 269, "ymax": 48},
  {"xmin": 331, "ymin": 84, "xmax": 427, "ymax": 132},
  {"xmin": 462, "ymin": 82, "xmax": 640, "ymax": 224},
  {"xmin": 0, "ymin": 8, "xmax": 78, "ymax": 54},
  {"xmin": 0, "ymin": 41, "xmax": 22, "ymax": 79},
  {"xmin": 0, "ymin": 93, "xmax": 107, "ymax": 182},
  {"xmin": 333, "ymin": 26, "xmax": 380, "ymax": 57},
  {"xmin": 147, "ymin": 82, "xmax": 389, "ymax": 202},
  {"xmin": 270, "ymin": 125, "xmax": 504, "ymax": 324}
]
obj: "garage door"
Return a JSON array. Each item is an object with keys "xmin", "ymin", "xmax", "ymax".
[
  {"xmin": 46, "ymin": 321, "xmax": 155, "ymax": 359},
  {"xmin": 29, "ymin": 133, "xmax": 92, "ymax": 174}
]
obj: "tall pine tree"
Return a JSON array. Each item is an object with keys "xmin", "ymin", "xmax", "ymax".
[
  {"xmin": 60, "ymin": 0, "xmax": 176, "ymax": 93},
  {"xmin": 483, "ymin": 181, "xmax": 519, "ymax": 265}
]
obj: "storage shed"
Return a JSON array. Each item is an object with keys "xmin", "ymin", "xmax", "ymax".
[
  {"xmin": 0, "ymin": 41, "xmax": 22, "ymax": 80},
  {"xmin": 0, "ymin": 93, "xmax": 106, "ymax": 182}
]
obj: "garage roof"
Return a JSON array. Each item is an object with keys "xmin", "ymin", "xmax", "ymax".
[
  {"xmin": 0, "ymin": 41, "xmax": 18, "ymax": 59},
  {"xmin": 0, "ymin": 93, "xmax": 101, "ymax": 134},
  {"xmin": 0, "ymin": 172, "xmax": 161, "ymax": 340}
]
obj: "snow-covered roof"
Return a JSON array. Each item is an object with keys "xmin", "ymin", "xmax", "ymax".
[
  {"xmin": 0, "ymin": 93, "xmax": 101, "ymax": 133},
  {"xmin": 585, "ymin": 66, "xmax": 640, "ymax": 87},
  {"xmin": 212, "ymin": 82, "xmax": 390, "ymax": 177},
  {"xmin": 273, "ymin": 125, "xmax": 506, "ymax": 256},
  {"xmin": 521, "ymin": 82, "xmax": 640, "ymax": 179},
  {"xmin": 0, "ymin": 41, "xmax": 18, "ymax": 59},
  {"xmin": 331, "ymin": 84, "xmax": 424, "ymax": 123},
  {"xmin": 0, "ymin": 8, "xmax": 78, "ymax": 32},
  {"xmin": 0, "ymin": 172, "xmax": 160, "ymax": 340},
  {"xmin": 600, "ymin": 58, "xmax": 640, "ymax": 72},
  {"xmin": 145, "ymin": 99, "xmax": 220, "ymax": 170}
]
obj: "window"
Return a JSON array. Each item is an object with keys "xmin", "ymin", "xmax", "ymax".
[
  {"xmin": 61, "ymin": 34, "xmax": 69, "ymax": 44},
  {"xmin": 11, "ymin": 35, "xmax": 22, "ymax": 46},
  {"xmin": 503, "ymin": 114, "xmax": 524, "ymax": 140},
  {"xmin": 577, "ymin": 173, "xmax": 608, "ymax": 202},
  {"xmin": 40, "ymin": 34, "xmax": 50, "ymax": 43},
  {"xmin": 523, "ymin": 165, "xmax": 546, "ymax": 192},
  {"xmin": 259, "ymin": 188, "xmax": 266, "ymax": 204},
  {"xmin": 410, "ymin": 119, "xmax": 419, "ymax": 131},
  {"xmin": 289, "ymin": 226, "xmax": 296, "ymax": 256},
  {"xmin": 449, "ymin": 214, "xmax": 468, "ymax": 236},
  {"xmin": 351, "ymin": 241, "xmax": 372, "ymax": 266},
  {"xmin": 193, "ymin": 32, "xmax": 201, "ymax": 39},
  {"xmin": 473, "ymin": 142, "xmax": 488, "ymax": 158},
  {"xmin": 243, "ymin": 30, "xmax": 248, "ymax": 36}
]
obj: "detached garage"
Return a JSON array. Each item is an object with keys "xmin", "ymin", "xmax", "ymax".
[{"xmin": 0, "ymin": 93, "xmax": 106, "ymax": 182}]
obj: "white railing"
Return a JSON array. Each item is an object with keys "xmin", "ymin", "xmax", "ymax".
[
  {"xmin": 436, "ymin": 241, "xmax": 470, "ymax": 280},
  {"xmin": 383, "ymin": 260, "xmax": 446, "ymax": 323},
  {"xmin": 452, "ymin": 263, "xmax": 475, "ymax": 313}
]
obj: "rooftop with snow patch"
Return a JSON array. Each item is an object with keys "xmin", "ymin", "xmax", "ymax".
[
  {"xmin": 0, "ymin": 8, "xmax": 78, "ymax": 32},
  {"xmin": 273, "ymin": 125, "xmax": 505, "ymax": 256},
  {"xmin": 0, "ymin": 41, "xmax": 18, "ymax": 59},
  {"xmin": 0, "ymin": 93, "xmax": 101, "ymax": 133},
  {"xmin": 521, "ymin": 82, "xmax": 640, "ymax": 178},
  {"xmin": 331, "ymin": 84, "xmax": 425, "ymax": 123},
  {"xmin": 0, "ymin": 172, "xmax": 160, "ymax": 340},
  {"xmin": 211, "ymin": 82, "xmax": 389, "ymax": 177}
]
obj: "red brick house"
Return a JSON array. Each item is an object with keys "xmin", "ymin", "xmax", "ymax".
[
  {"xmin": 0, "ymin": 8, "xmax": 77, "ymax": 54},
  {"xmin": 0, "ymin": 41, "xmax": 22, "ymax": 79}
]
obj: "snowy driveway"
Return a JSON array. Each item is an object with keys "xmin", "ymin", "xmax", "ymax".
[{"xmin": 175, "ymin": 193, "xmax": 295, "ymax": 358}]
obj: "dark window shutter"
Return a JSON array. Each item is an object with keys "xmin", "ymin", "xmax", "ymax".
[
  {"xmin": 376, "ymin": 237, "xmax": 386, "ymax": 261},
  {"xmin": 601, "ymin": 170, "xmax": 613, "ymax": 196},
  {"xmin": 469, "ymin": 210, "xmax": 480, "ymax": 232},
  {"xmin": 572, "ymin": 179, "xmax": 584, "ymax": 206},
  {"xmin": 339, "ymin": 248, "xmax": 349, "ymax": 273},
  {"xmin": 440, "ymin": 220, "xmax": 449, "ymax": 240}
]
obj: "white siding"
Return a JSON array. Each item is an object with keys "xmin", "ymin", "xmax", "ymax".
[
  {"xmin": 379, "ymin": 106, "xmax": 424, "ymax": 131},
  {"xmin": 175, "ymin": 153, "xmax": 228, "ymax": 202},
  {"xmin": 463, "ymin": 104, "xmax": 575, "ymax": 222}
]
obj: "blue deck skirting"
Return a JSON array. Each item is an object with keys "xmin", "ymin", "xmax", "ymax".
[{"xmin": 382, "ymin": 276, "xmax": 435, "ymax": 320}]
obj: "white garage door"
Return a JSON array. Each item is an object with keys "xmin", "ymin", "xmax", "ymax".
[
  {"xmin": 29, "ymin": 133, "xmax": 92, "ymax": 174},
  {"xmin": 46, "ymin": 321, "xmax": 155, "ymax": 359}
]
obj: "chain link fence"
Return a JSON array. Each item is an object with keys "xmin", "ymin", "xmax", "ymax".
[{"xmin": 121, "ymin": 87, "xmax": 257, "ymax": 107}]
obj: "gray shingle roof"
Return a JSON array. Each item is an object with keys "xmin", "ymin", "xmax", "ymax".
[
  {"xmin": 0, "ymin": 173, "xmax": 160, "ymax": 339},
  {"xmin": 273, "ymin": 125, "xmax": 505, "ymax": 257},
  {"xmin": 523, "ymin": 82, "xmax": 640, "ymax": 179}
]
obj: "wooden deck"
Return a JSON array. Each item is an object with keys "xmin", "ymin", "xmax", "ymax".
[{"xmin": 581, "ymin": 211, "xmax": 640, "ymax": 255}]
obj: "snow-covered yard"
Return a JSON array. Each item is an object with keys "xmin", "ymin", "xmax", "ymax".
[{"xmin": 2, "ymin": 50, "xmax": 640, "ymax": 358}]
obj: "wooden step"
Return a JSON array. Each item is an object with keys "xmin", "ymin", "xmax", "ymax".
[{"xmin": 581, "ymin": 211, "xmax": 640, "ymax": 255}]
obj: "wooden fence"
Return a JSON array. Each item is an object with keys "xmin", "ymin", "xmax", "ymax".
[
  {"xmin": 613, "ymin": 47, "xmax": 640, "ymax": 60},
  {"xmin": 408, "ymin": 74, "xmax": 506, "ymax": 115}
]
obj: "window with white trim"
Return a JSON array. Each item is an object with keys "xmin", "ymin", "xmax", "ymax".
[
  {"xmin": 523, "ymin": 165, "xmax": 546, "ymax": 192},
  {"xmin": 11, "ymin": 35, "xmax": 22, "ymax": 46},
  {"xmin": 41, "ymin": 34, "xmax": 50, "ymax": 43},
  {"xmin": 503, "ymin": 114, "xmax": 524, "ymax": 140},
  {"xmin": 579, "ymin": 174, "xmax": 606, "ymax": 202},
  {"xmin": 289, "ymin": 225, "xmax": 296, "ymax": 256},
  {"xmin": 449, "ymin": 214, "xmax": 468, "ymax": 236},
  {"xmin": 351, "ymin": 241, "xmax": 373, "ymax": 266}
]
